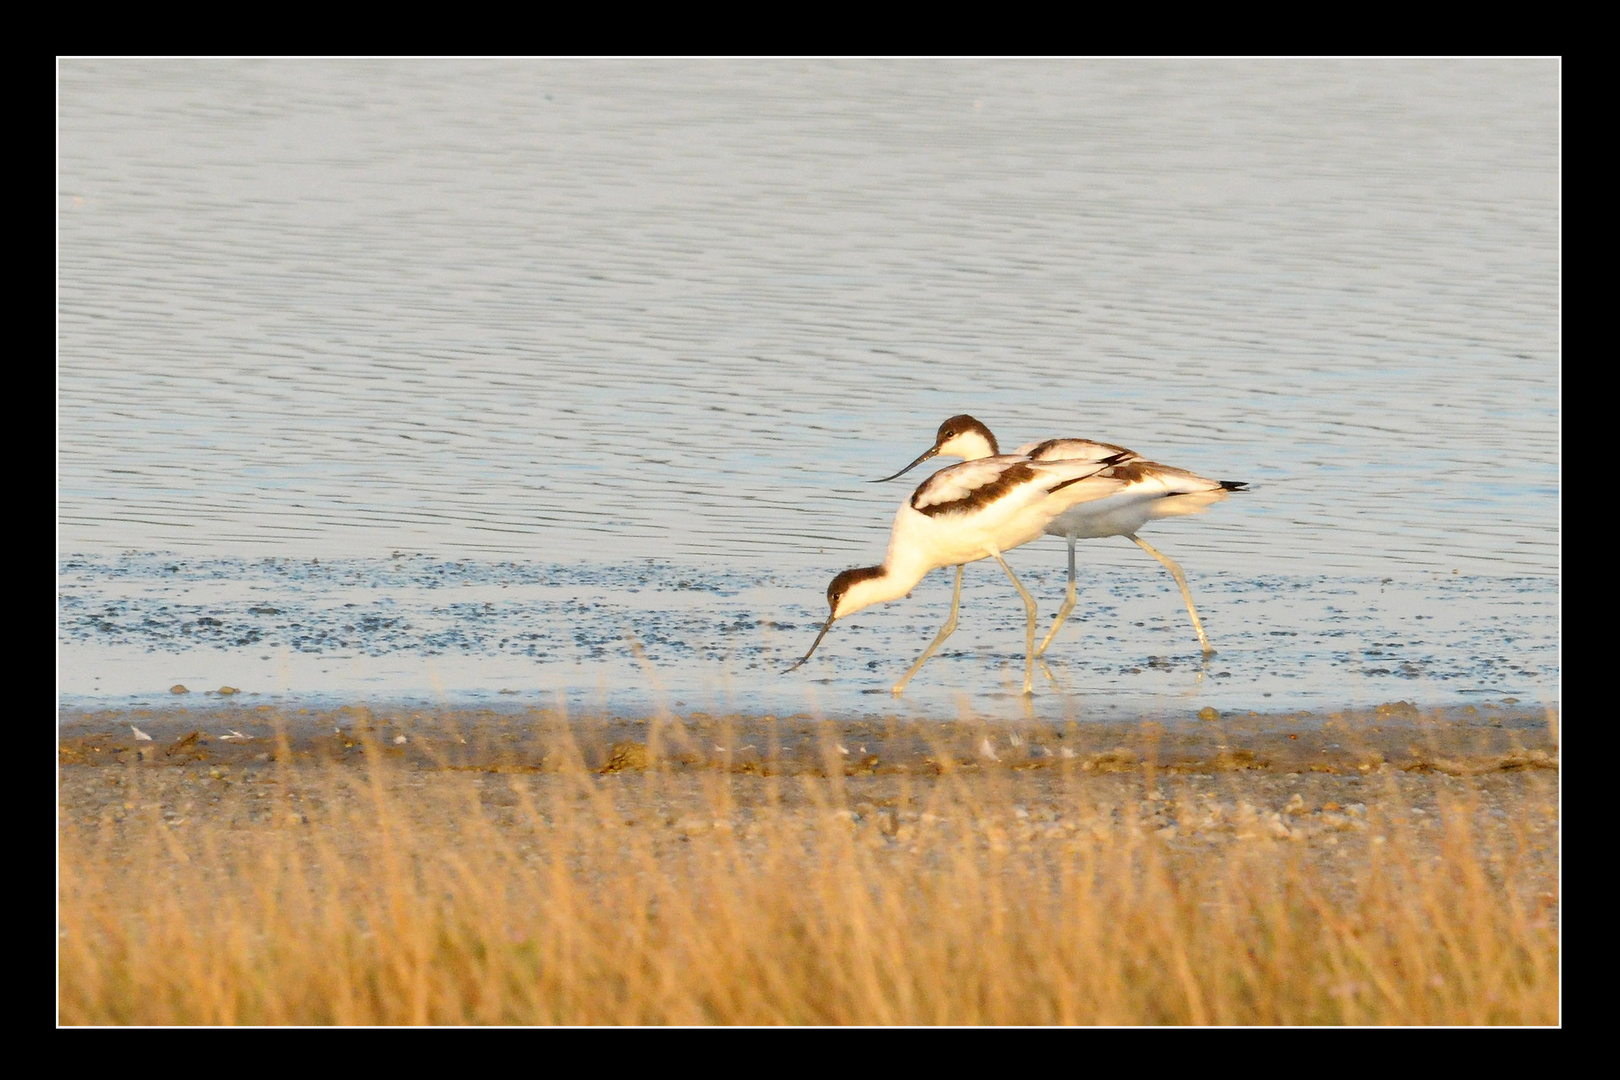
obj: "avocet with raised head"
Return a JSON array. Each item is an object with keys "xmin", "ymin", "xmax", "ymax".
[{"xmin": 876, "ymin": 415, "xmax": 1245, "ymax": 657}]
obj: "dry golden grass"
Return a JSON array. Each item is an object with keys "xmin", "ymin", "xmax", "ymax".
[{"xmin": 59, "ymin": 722, "xmax": 1558, "ymax": 1026}]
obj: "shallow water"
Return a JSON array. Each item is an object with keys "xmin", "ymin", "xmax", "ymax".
[
  {"xmin": 57, "ymin": 552, "xmax": 1556, "ymax": 721},
  {"xmin": 57, "ymin": 60, "xmax": 1559, "ymax": 718}
]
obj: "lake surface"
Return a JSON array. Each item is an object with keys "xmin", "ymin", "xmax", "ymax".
[{"xmin": 57, "ymin": 60, "xmax": 1560, "ymax": 720}]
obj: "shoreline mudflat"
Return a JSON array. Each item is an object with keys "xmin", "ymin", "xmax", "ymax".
[
  {"xmin": 59, "ymin": 701, "xmax": 1557, "ymax": 777},
  {"xmin": 60, "ymin": 703, "xmax": 1559, "ymax": 890}
]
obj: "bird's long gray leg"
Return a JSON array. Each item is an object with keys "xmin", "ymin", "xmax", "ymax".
[
  {"xmin": 1034, "ymin": 537, "xmax": 1079, "ymax": 658},
  {"xmin": 892, "ymin": 565, "xmax": 963, "ymax": 695},
  {"xmin": 994, "ymin": 554, "xmax": 1039, "ymax": 696},
  {"xmin": 1129, "ymin": 534, "xmax": 1214, "ymax": 656}
]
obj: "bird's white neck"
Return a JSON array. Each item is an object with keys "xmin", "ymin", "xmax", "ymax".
[{"xmin": 834, "ymin": 558, "xmax": 932, "ymax": 620}]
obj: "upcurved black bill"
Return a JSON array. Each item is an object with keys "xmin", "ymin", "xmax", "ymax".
[
  {"xmin": 869, "ymin": 445, "xmax": 938, "ymax": 483},
  {"xmin": 782, "ymin": 614, "xmax": 837, "ymax": 673}
]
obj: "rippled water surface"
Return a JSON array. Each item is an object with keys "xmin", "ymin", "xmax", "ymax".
[{"xmin": 58, "ymin": 60, "xmax": 1559, "ymax": 718}]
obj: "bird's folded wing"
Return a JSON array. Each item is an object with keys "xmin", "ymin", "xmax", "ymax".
[
  {"xmin": 910, "ymin": 456, "xmax": 1038, "ymax": 514},
  {"xmin": 911, "ymin": 456, "xmax": 1120, "ymax": 517},
  {"xmin": 1015, "ymin": 437, "xmax": 1138, "ymax": 464}
]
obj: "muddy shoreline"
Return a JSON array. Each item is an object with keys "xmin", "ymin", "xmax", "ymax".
[
  {"xmin": 59, "ymin": 702, "xmax": 1557, "ymax": 778},
  {"xmin": 61, "ymin": 704, "xmax": 1559, "ymax": 889}
]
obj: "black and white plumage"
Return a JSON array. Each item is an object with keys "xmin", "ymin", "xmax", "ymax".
[
  {"xmin": 879, "ymin": 415, "xmax": 1246, "ymax": 657},
  {"xmin": 786, "ymin": 452, "xmax": 1127, "ymax": 695}
]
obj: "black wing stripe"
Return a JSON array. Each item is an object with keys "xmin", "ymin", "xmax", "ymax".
[{"xmin": 912, "ymin": 462, "xmax": 1040, "ymax": 518}]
